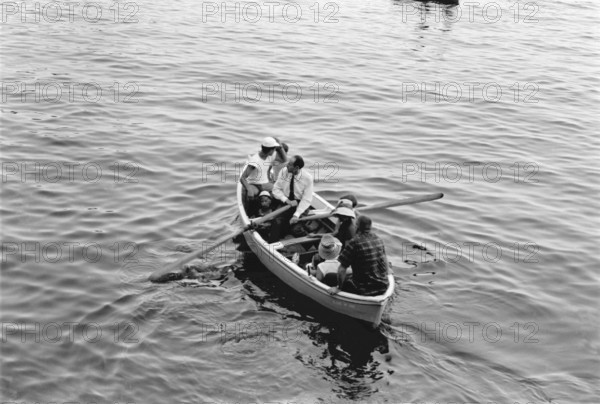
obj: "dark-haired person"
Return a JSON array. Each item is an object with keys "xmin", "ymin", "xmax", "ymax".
[
  {"xmin": 269, "ymin": 155, "xmax": 314, "ymax": 241},
  {"xmin": 307, "ymin": 205, "xmax": 356, "ymax": 264},
  {"xmin": 269, "ymin": 138, "xmax": 289, "ymax": 183},
  {"xmin": 328, "ymin": 215, "xmax": 390, "ymax": 297},
  {"xmin": 250, "ymin": 191, "xmax": 274, "ymax": 239},
  {"xmin": 306, "ymin": 207, "xmax": 356, "ymax": 278},
  {"xmin": 338, "ymin": 194, "xmax": 357, "ymax": 208},
  {"xmin": 335, "ymin": 194, "xmax": 359, "ymax": 216},
  {"xmin": 331, "ymin": 207, "xmax": 357, "ymax": 248},
  {"xmin": 305, "ymin": 196, "xmax": 358, "ymax": 268},
  {"xmin": 240, "ymin": 137, "xmax": 287, "ymax": 199}
]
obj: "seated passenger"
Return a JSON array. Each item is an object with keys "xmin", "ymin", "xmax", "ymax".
[
  {"xmin": 306, "ymin": 206, "xmax": 356, "ymax": 269},
  {"xmin": 240, "ymin": 137, "xmax": 287, "ymax": 199},
  {"xmin": 255, "ymin": 191, "xmax": 273, "ymax": 216},
  {"xmin": 250, "ymin": 191, "xmax": 274, "ymax": 239},
  {"xmin": 331, "ymin": 207, "xmax": 357, "ymax": 248},
  {"xmin": 307, "ymin": 235, "xmax": 345, "ymax": 286},
  {"xmin": 336, "ymin": 194, "xmax": 359, "ymax": 216},
  {"xmin": 328, "ymin": 216, "xmax": 390, "ymax": 297},
  {"xmin": 269, "ymin": 155, "xmax": 314, "ymax": 242}
]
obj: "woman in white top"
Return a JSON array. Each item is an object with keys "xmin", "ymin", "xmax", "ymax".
[{"xmin": 240, "ymin": 137, "xmax": 287, "ymax": 198}]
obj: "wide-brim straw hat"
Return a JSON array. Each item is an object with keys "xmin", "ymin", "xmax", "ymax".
[{"xmin": 318, "ymin": 234, "xmax": 342, "ymax": 260}]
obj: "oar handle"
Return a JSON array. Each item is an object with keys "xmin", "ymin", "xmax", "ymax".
[
  {"xmin": 298, "ymin": 193, "xmax": 444, "ymax": 222},
  {"xmin": 297, "ymin": 211, "xmax": 334, "ymax": 222},
  {"xmin": 252, "ymin": 205, "xmax": 291, "ymax": 226},
  {"xmin": 297, "ymin": 199, "xmax": 345, "ymax": 222}
]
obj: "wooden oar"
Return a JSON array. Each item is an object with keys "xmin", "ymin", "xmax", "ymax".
[
  {"xmin": 297, "ymin": 211, "xmax": 337, "ymax": 222},
  {"xmin": 298, "ymin": 192, "xmax": 444, "ymax": 222},
  {"xmin": 148, "ymin": 205, "xmax": 291, "ymax": 283},
  {"xmin": 359, "ymin": 192, "xmax": 444, "ymax": 211}
]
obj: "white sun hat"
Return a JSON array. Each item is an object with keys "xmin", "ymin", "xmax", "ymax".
[
  {"xmin": 262, "ymin": 137, "xmax": 278, "ymax": 148},
  {"xmin": 334, "ymin": 207, "xmax": 356, "ymax": 219}
]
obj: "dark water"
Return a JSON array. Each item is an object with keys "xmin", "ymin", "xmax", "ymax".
[{"xmin": 1, "ymin": 0, "xmax": 599, "ymax": 402}]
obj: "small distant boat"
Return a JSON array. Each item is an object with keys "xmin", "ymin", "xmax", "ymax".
[{"xmin": 237, "ymin": 183, "xmax": 395, "ymax": 326}]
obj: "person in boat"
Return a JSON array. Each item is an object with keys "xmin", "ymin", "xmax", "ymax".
[
  {"xmin": 250, "ymin": 191, "xmax": 274, "ymax": 239},
  {"xmin": 340, "ymin": 194, "xmax": 359, "ymax": 213},
  {"xmin": 269, "ymin": 155, "xmax": 314, "ymax": 242},
  {"xmin": 269, "ymin": 138, "xmax": 289, "ymax": 183},
  {"xmin": 240, "ymin": 137, "xmax": 287, "ymax": 199},
  {"xmin": 331, "ymin": 207, "xmax": 357, "ymax": 248},
  {"xmin": 337, "ymin": 194, "xmax": 357, "ymax": 208},
  {"xmin": 328, "ymin": 215, "xmax": 390, "ymax": 297},
  {"xmin": 330, "ymin": 194, "xmax": 360, "ymax": 218},
  {"xmin": 307, "ymin": 234, "xmax": 345, "ymax": 286},
  {"xmin": 306, "ymin": 205, "xmax": 357, "ymax": 269}
]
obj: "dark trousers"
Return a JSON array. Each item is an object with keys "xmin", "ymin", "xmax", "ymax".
[
  {"xmin": 268, "ymin": 204, "xmax": 295, "ymax": 243},
  {"xmin": 341, "ymin": 275, "xmax": 388, "ymax": 296}
]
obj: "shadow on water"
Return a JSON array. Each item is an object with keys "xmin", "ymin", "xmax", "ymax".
[
  {"xmin": 392, "ymin": 0, "xmax": 460, "ymax": 31},
  {"xmin": 237, "ymin": 252, "xmax": 392, "ymax": 400},
  {"xmin": 298, "ymin": 320, "xmax": 391, "ymax": 400}
]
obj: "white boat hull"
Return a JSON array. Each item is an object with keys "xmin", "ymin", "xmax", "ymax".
[{"xmin": 237, "ymin": 183, "xmax": 394, "ymax": 326}]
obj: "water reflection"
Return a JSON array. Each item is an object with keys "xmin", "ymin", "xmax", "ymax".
[
  {"xmin": 239, "ymin": 253, "xmax": 390, "ymax": 400},
  {"xmin": 298, "ymin": 319, "xmax": 390, "ymax": 400},
  {"xmin": 392, "ymin": 0, "xmax": 460, "ymax": 31}
]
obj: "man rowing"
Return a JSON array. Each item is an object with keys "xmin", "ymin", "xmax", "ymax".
[
  {"xmin": 328, "ymin": 215, "xmax": 390, "ymax": 297},
  {"xmin": 269, "ymin": 155, "xmax": 314, "ymax": 241},
  {"xmin": 240, "ymin": 137, "xmax": 287, "ymax": 198}
]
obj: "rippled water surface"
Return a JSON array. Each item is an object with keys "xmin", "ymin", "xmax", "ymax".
[{"xmin": 1, "ymin": 0, "xmax": 599, "ymax": 402}]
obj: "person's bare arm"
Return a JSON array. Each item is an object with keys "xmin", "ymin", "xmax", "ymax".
[
  {"xmin": 239, "ymin": 165, "xmax": 256, "ymax": 190},
  {"xmin": 275, "ymin": 143, "xmax": 287, "ymax": 162},
  {"xmin": 328, "ymin": 264, "xmax": 348, "ymax": 295}
]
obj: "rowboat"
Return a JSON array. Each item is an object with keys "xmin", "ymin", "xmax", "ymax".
[{"xmin": 237, "ymin": 182, "xmax": 395, "ymax": 326}]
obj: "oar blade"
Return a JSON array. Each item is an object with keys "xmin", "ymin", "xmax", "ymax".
[
  {"xmin": 148, "ymin": 230, "xmax": 242, "ymax": 283},
  {"xmin": 148, "ymin": 205, "xmax": 292, "ymax": 283}
]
